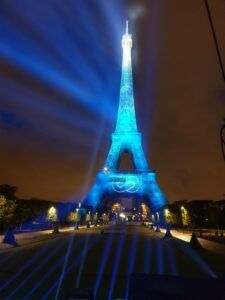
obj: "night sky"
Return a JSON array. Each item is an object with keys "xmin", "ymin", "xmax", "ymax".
[{"xmin": 0, "ymin": 0, "xmax": 224, "ymax": 202}]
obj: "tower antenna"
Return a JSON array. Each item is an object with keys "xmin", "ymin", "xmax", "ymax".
[{"xmin": 126, "ymin": 20, "xmax": 129, "ymax": 34}]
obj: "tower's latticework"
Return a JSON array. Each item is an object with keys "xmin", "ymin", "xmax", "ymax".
[{"xmin": 83, "ymin": 22, "xmax": 167, "ymax": 211}]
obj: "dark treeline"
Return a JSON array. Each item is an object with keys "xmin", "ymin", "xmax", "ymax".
[
  {"xmin": 1, "ymin": 184, "xmax": 225, "ymax": 232},
  {"xmin": 162, "ymin": 199, "xmax": 225, "ymax": 230},
  {"xmin": 0, "ymin": 184, "xmax": 78, "ymax": 232}
]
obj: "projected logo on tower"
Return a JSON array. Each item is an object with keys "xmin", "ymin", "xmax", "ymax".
[{"xmin": 111, "ymin": 175, "xmax": 140, "ymax": 193}]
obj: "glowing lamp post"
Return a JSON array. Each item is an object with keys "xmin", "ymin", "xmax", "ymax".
[
  {"xmin": 86, "ymin": 211, "xmax": 91, "ymax": 228},
  {"xmin": 74, "ymin": 208, "xmax": 79, "ymax": 230},
  {"xmin": 93, "ymin": 212, "xmax": 98, "ymax": 227},
  {"xmin": 164, "ymin": 208, "xmax": 171, "ymax": 225},
  {"xmin": 47, "ymin": 206, "xmax": 57, "ymax": 223},
  {"xmin": 119, "ymin": 212, "xmax": 126, "ymax": 221},
  {"xmin": 47, "ymin": 206, "xmax": 59, "ymax": 234},
  {"xmin": 155, "ymin": 212, "xmax": 161, "ymax": 232},
  {"xmin": 181, "ymin": 206, "xmax": 189, "ymax": 227}
]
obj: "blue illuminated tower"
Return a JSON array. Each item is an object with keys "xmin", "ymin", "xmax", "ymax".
[{"xmin": 83, "ymin": 21, "xmax": 167, "ymax": 211}]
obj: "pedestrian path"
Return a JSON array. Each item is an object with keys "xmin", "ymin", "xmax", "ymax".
[{"xmin": 160, "ymin": 228, "xmax": 225, "ymax": 256}]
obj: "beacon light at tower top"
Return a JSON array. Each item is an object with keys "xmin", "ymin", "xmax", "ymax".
[{"xmin": 122, "ymin": 20, "xmax": 132, "ymax": 68}]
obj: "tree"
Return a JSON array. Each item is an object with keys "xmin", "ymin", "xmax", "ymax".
[
  {"xmin": 0, "ymin": 195, "xmax": 17, "ymax": 231},
  {"xmin": 0, "ymin": 184, "xmax": 18, "ymax": 200},
  {"xmin": 67, "ymin": 211, "xmax": 79, "ymax": 222},
  {"xmin": 47, "ymin": 206, "xmax": 58, "ymax": 222}
]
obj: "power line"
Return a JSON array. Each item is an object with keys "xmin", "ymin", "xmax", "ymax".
[
  {"xmin": 204, "ymin": 0, "xmax": 225, "ymax": 82},
  {"xmin": 220, "ymin": 119, "xmax": 225, "ymax": 161}
]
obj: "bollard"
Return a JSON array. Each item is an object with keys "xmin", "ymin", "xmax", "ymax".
[
  {"xmin": 149, "ymin": 224, "xmax": 154, "ymax": 230},
  {"xmin": 190, "ymin": 232, "xmax": 202, "ymax": 250},
  {"xmin": 3, "ymin": 228, "xmax": 18, "ymax": 247},
  {"xmin": 164, "ymin": 224, "xmax": 172, "ymax": 238},
  {"xmin": 74, "ymin": 222, "xmax": 79, "ymax": 230},
  {"xmin": 155, "ymin": 224, "xmax": 161, "ymax": 233},
  {"xmin": 52, "ymin": 223, "xmax": 60, "ymax": 234}
]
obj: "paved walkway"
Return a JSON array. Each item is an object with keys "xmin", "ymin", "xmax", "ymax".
[
  {"xmin": 0, "ymin": 226, "xmax": 89, "ymax": 252},
  {"xmin": 160, "ymin": 228, "xmax": 225, "ymax": 256},
  {"xmin": 0, "ymin": 224, "xmax": 224, "ymax": 299},
  {"xmin": 1, "ymin": 224, "xmax": 225, "ymax": 256}
]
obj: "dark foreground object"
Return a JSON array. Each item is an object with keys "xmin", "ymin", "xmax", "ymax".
[
  {"xmin": 190, "ymin": 232, "xmax": 202, "ymax": 250},
  {"xmin": 164, "ymin": 225, "xmax": 172, "ymax": 238},
  {"xmin": 52, "ymin": 224, "xmax": 60, "ymax": 234},
  {"xmin": 129, "ymin": 274, "xmax": 224, "ymax": 300},
  {"xmin": 68, "ymin": 288, "xmax": 94, "ymax": 300},
  {"xmin": 3, "ymin": 228, "xmax": 18, "ymax": 247}
]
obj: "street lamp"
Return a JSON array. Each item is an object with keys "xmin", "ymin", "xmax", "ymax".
[
  {"xmin": 74, "ymin": 207, "xmax": 80, "ymax": 230},
  {"xmin": 180, "ymin": 206, "xmax": 189, "ymax": 227},
  {"xmin": 47, "ymin": 206, "xmax": 59, "ymax": 234},
  {"xmin": 47, "ymin": 206, "xmax": 57, "ymax": 222},
  {"xmin": 103, "ymin": 166, "xmax": 109, "ymax": 174},
  {"xmin": 164, "ymin": 208, "xmax": 171, "ymax": 224}
]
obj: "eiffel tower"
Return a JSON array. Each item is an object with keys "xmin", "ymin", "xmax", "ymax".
[{"xmin": 83, "ymin": 21, "xmax": 167, "ymax": 212}]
